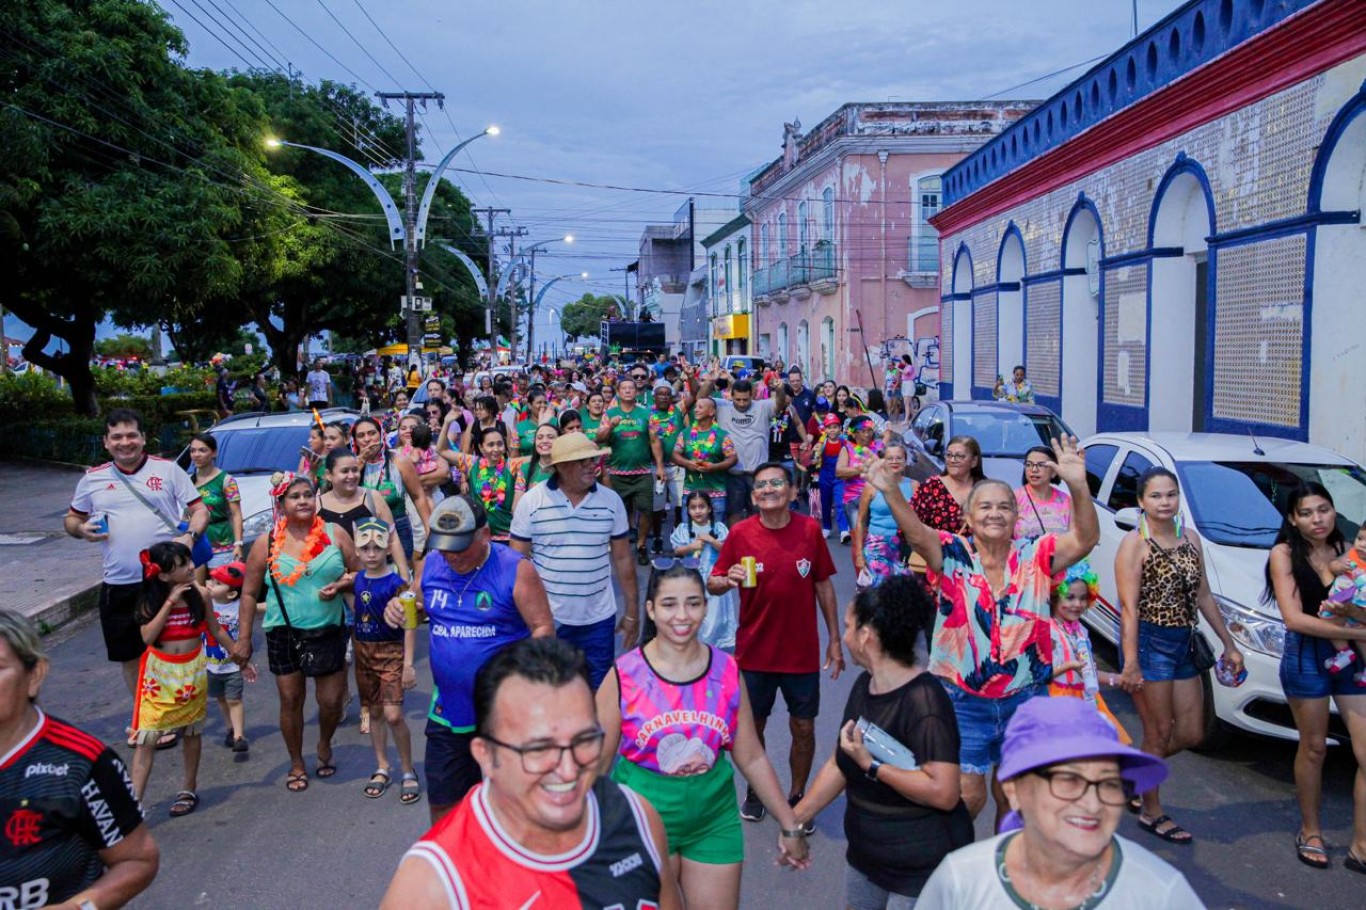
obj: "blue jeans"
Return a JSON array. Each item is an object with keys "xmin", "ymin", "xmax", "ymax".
[
  {"xmin": 1281, "ymin": 631, "xmax": 1366, "ymax": 700},
  {"xmin": 1131, "ymin": 621, "xmax": 1198, "ymax": 682},
  {"xmin": 940, "ymin": 680, "xmax": 1047, "ymax": 775},
  {"xmin": 555, "ymin": 615, "xmax": 617, "ymax": 691}
]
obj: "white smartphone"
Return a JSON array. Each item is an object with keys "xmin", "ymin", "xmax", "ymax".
[{"xmin": 855, "ymin": 716, "xmax": 919, "ymax": 770}]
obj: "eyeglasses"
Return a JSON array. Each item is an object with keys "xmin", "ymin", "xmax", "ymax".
[
  {"xmin": 481, "ymin": 729, "xmax": 606, "ymax": 774},
  {"xmin": 944, "ymin": 452, "xmax": 972, "ymax": 461},
  {"xmin": 1032, "ymin": 769, "xmax": 1131, "ymax": 806},
  {"xmin": 753, "ymin": 478, "xmax": 788, "ymax": 490},
  {"xmin": 1024, "ymin": 461, "xmax": 1052, "ymax": 471},
  {"xmin": 651, "ymin": 556, "xmax": 701, "ymax": 570}
]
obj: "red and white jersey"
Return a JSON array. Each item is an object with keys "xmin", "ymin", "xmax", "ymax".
[
  {"xmin": 70, "ymin": 455, "xmax": 200, "ymax": 585},
  {"xmin": 406, "ymin": 777, "xmax": 662, "ymax": 909}
]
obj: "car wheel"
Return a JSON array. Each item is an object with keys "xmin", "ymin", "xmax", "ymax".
[{"xmin": 1192, "ymin": 670, "xmax": 1236, "ymax": 753}]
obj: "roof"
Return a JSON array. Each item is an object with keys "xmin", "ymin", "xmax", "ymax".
[
  {"xmin": 700, "ymin": 213, "xmax": 752, "ymax": 249},
  {"xmin": 1084, "ymin": 431, "xmax": 1356, "ymax": 465}
]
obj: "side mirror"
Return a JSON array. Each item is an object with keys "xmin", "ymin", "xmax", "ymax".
[
  {"xmin": 1114, "ymin": 507, "xmax": 1140, "ymax": 532},
  {"xmin": 924, "ymin": 437, "xmax": 942, "ymax": 456}
]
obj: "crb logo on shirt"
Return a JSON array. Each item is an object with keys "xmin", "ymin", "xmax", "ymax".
[
  {"xmin": 23, "ymin": 762, "xmax": 69, "ymax": 778},
  {"xmin": 0, "ymin": 877, "xmax": 48, "ymax": 910}
]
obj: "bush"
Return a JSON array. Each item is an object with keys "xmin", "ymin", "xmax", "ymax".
[{"xmin": 0, "ymin": 371, "xmax": 75, "ymax": 423}]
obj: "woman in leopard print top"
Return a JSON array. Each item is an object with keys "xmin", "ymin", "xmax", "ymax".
[{"xmin": 1115, "ymin": 467, "xmax": 1244, "ymax": 847}]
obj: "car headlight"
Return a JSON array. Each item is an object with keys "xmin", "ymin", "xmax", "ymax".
[
  {"xmin": 1216, "ymin": 594, "xmax": 1285, "ymax": 658},
  {"xmin": 242, "ymin": 508, "xmax": 273, "ymax": 542}
]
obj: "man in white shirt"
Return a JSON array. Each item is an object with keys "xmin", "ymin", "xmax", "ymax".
[
  {"xmin": 510, "ymin": 433, "xmax": 639, "ymax": 691},
  {"xmin": 704, "ymin": 376, "xmax": 775, "ymax": 524},
  {"xmin": 305, "ymin": 359, "xmax": 332, "ymax": 409},
  {"xmin": 65, "ymin": 408, "xmax": 207, "ymax": 698}
]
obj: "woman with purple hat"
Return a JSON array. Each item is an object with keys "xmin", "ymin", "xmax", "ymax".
[{"xmin": 919, "ymin": 697, "xmax": 1203, "ymax": 908}]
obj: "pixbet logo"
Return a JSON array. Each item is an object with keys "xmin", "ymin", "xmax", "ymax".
[{"xmin": 23, "ymin": 762, "xmax": 69, "ymax": 779}]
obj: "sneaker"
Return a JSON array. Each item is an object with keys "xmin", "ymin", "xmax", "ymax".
[
  {"xmin": 840, "ymin": 531, "xmax": 851, "ymax": 545},
  {"xmin": 1325, "ymin": 648, "xmax": 1356, "ymax": 674},
  {"xmin": 636, "ymin": 547, "xmax": 650, "ymax": 567},
  {"xmin": 232, "ymin": 736, "xmax": 250, "ymax": 754},
  {"xmin": 223, "ymin": 731, "xmax": 235, "ymax": 749},
  {"xmin": 740, "ymin": 788, "xmax": 766, "ymax": 822},
  {"xmin": 787, "ymin": 793, "xmax": 815, "ymax": 835},
  {"xmin": 821, "ymin": 528, "xmax": 831, "ymax": 539},
  {"xmin": 651, "ymin": 537, "xmax": 664, "ymax": 554}
]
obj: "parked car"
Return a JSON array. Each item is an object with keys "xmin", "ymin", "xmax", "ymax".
[
  {"xmin": 1079, "ymin": 431, "xmax": 1366, "ymax": 745},
  {"xmin": 175, "ymin": 409, "xmax": 360, "ymax": 548},
  {"xmin": 902, "ymin": 400, "xmax": 1075, "ymax": 484}
]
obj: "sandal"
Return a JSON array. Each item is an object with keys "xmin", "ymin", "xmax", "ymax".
[
  {"xmin": 286, "ymin": 771, "xmax": 309, "ymax": 793},
  {"xmin": 1346, "ymin": 852, "xmax": 1366, "ymax": 875},
  {"xmin": 315, "ymin": 758, "xmax": 338, "ymax": 779},
  {"xmin": 364, "ymin": 768, "xmax": 392, "ymax": 799},
  {"xmin": 1126, "ymin": 795, "xmax": 1142, "ymax": 815},
  {"xmin": 169, "ymin": 790, "xmax": 199, "ymax": 817},
  {"xmin": 1296, "ymin": 832, "xmax": 1330, "ymax": 870},
  {"xmin": 1138, "ymin": 813, "xmax": 1193, "ymax": 844},
  {"xmin": 399, "ymin": 771, "xmax": 421, "ymax": 805},
  {"xmin": 155, "ymin": 731, "xmax": 179, "ymax": 751},
  {"xmin": 359, "ymin": 712, "xmax": 371, "ymax": 736}
]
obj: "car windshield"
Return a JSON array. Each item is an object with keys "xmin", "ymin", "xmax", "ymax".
[
  {"xmin": 1178, "ymin": 461, "xmax": 1366, "ymax": 548},
  {"xmin": 951, "ymin": 411, "xmax": 1072, "ymax": 458},
  {"xmin": 209, "ymin": 426, "xmax": 313, "ymax": 476}
]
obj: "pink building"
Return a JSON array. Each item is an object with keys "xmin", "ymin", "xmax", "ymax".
[{"xmin": 743, "ymin": 103, "xmax": 1031, "ymax": 388}]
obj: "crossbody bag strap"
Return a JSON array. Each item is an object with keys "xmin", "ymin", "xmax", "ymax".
[
  {"xmin": 1025, "ymin": 489, "xmax": 1048, "ymax": 536},
  {"xmin": 111, "ymin": 465, "xmax": 180, "ymax": 533},
  {"xmin": 264, "ymin": 530, "xmax": 295, "ymax": 631}
]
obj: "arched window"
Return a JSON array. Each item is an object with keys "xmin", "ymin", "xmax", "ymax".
[
  {"xmin": 822, "ymin": 187, "xmax": 835, "ymax": 241},
  {"xmin": 912, "ymin": 173, "xmax": 943, "ymax": 273},
  {"xmin": 777, "ymin": 212, "xmax": 788, "ymax": 257},
  {"xmin": 737, "ymin": 238, "xmax": 747, "ymax": 299}
]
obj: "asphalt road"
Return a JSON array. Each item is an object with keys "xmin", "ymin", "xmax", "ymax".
[{"xmin": 35, "ymin": 533, "xmax": 1366, "ymax": 909}]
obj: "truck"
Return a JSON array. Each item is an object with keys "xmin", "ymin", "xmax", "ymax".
[{"xmin": 600, "ymin": 320, "xmax": 666, "ymax": 360}]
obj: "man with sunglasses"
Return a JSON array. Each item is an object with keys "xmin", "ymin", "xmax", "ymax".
[
  {"xmin": 708, "ymin": 461, "xmax": 842, "ymax": 827},
  {"xmin": 382, "ymin": 637, "xmax": 680, "ymax": 909}
]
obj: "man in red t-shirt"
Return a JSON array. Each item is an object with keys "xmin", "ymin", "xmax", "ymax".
[{"xmin": 708, "ymin": 461, "xmax": 842, "ymax": 828}]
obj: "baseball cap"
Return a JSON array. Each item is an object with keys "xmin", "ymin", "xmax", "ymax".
[
  {"xmin": 997, "ymin": 696, "xmax": 1167, "ymax": 794},
  {"xmin": 208, "ymin": 561, "xmax": 246, "ymax": 589},
  {"xmin": 425, "ymin": 495, "xmax": 488, "ymax": 553},
  {"xmin": 653, "ymin": 380, "xmax": 673, "ymax": 394},
  {"xmin": 544, "ymin": 433, "xmax": 610, "ymax": 466}
]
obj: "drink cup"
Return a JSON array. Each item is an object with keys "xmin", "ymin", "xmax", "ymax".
[
  {"xmin": 740, "ymin": 556, "xmax": 758, "ymax": 589},
  {"xmin": 399, "ymin": 591, "xmax": 419, "ymax": 630}
]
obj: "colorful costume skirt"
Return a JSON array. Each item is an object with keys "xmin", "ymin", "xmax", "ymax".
[
  {"xmin": 132, "ymin": 644, "xmax": 208, "ymax": 744},
  {"xmin": 1048, "ymin": 683, "xmax": 1132, "ymax": 745},
  {"xmin": 863, "ymin": 532, "xmax": 910, "ymax": 585}
]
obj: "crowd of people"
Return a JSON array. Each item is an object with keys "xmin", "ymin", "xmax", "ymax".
[{"xmin": 4, "ymin": 350, "xmax": 1364, "ymax": 908}]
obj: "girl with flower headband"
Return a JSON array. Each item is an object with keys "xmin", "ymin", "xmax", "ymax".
[
  {"xmin": 1048, "ymin": 560, "xmax": 1131, "ymax": 745},
  {"xmin": 130, "ymin": 541, "xmax": 244, "ymax": 816},
  {"xmin": 236, "ymin": 471, "xmax": 359, "ymax": 792}
]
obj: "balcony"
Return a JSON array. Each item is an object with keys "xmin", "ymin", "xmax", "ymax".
[{"xmin": 752, "ymin": 242, "xmax": 838, "ymax": 303}]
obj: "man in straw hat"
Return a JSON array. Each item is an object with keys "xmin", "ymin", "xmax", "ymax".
[{"xmin": 511, "ymin": 433, "xmax": 639, "ymax": 691}]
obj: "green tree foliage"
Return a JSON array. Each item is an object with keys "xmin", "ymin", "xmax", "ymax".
[
  {"xmin": 93, "ymin": 333, "xmax": 153, "ymax": 362},
  {"xmin": 560, "ymin": 294, "xmax": 626, "ymax": 342},
  {"xmin": 0, "ymin": 0, "xmax": 280, "ymax": 414}
]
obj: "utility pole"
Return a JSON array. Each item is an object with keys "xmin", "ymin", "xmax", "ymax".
[
  {"xmin": 525, "ymin": 246, "xmax": 539, "ymax": 365},
  {"xmin": 473, "ymin": 207, "xmax": 514, "ymax": 363},
  {"xmin": 611, "ymin": 266, "xmax": 634, "ymax": 319},
  {"xmin": 376, "ymin": 90, "xmax": 444, "ymax": 372},
  {"xmin": 495, "ymin": 227, "xmax": 528, "ymax": 362}
]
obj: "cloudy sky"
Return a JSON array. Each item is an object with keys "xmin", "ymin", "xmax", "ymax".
[{"xmin": 160, "ymin": 0, "xmax": 1185, "ymax": 352}]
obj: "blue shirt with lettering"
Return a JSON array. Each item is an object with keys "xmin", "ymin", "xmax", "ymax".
[{"xmin": 353, "ymin": 570, "xmax": 406, "ymax": 643}]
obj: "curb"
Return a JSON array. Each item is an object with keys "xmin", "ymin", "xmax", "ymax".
[{"xmin": 30, "ymin": 584, "xmax": 102, "ymax": 637}]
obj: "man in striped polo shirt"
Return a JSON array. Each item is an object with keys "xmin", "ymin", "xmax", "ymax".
[{"xmin": 511, "ymin": 433, "xmax": 640, "ymax": 690}]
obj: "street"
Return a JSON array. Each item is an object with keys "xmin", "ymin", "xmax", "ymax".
[{"xmin": 31, "ymin": 534, "xmax": 1364, "ymax": 910}]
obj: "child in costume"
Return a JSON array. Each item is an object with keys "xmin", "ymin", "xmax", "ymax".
[
  {"xmin": 1322, "ymin": 524, "xmax": 1366, "ymax": 684},
  {"xmin": 1048, "ymin": 560, "xmax": 1132, "ymax": 744}
]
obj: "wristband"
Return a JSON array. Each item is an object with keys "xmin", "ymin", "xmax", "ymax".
[
  {"xmin": 779, "ymin": 827, "xmax": 808, "ymax": 838},
  {"xmin": 621, "ymin": 615, "xmax": 639, "ymax": 624}
]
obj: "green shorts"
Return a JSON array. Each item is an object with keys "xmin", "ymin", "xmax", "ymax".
[
  {"xmin": 612, "ymin": 754, "xmax": 744, "ymax": 864},
  {"xmin": 609, "ymin": 471, "xmax": 654, "ymax": 516}
]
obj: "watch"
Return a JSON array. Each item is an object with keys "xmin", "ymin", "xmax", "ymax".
[{"xmin": 866, "ymin": 759, "xmax": 883, "ymax": 782}]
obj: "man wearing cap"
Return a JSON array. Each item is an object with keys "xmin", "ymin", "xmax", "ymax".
[
  {"xmin": 918, "ymin": 697, "xmax": 1202, "ymax": 908},
  {"xmin": 647, "ymin": 379, "xmax": 689, "ymax": 555},
  {"xmin": 595, "ymin": 377, "xmax": 667, "ymax": 567},
  {"xmin": 511, "ymin": 433, "xmax": 640, "ymax": 691},
  {"xmin": 391, "ymin": 494, "xmax": 555, "ymax": 822}
]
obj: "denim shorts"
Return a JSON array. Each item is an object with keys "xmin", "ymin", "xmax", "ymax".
[
  {"xmin": 939, "ymin": 680, "xmax": 1046, "ymax": 775},
  {"xmin": 555, "ymin": 615, "xmax": 617, "ymax": 692},
  {"xmin": 1281, "ymin": 631, "xmax": 1366, "ymax": 700},
  {"xmin": 1133, "ymin": 621, "xmax": 1199, "ymax": 682}
]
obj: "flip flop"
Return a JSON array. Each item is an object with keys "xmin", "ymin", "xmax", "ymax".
[
  {"xmin": 1138, "ymin": 814, "xmax": 1193, "ymax": 844},
  {"xmin": 286, "ymin": 771, "xmax": 309, "ymax": 793},
  {"xmin": 1296, "ymin": 832, "xmax": 1330, "ymax": 870},
  {"xmin": 169, "ymin": 790, "xmax": 199, "ymax": 817},
  {"xmin": 364, "ymin": 769, "xmax": 392, "ymax": 799},
  {"xmin": 399, "ymin": 771, "xmax": 421, "ymax": 805},
  {"xmin": 155, "ymin": 731, "xmax": 179, "ymax": 751},
  {"xmin": 1126, "ymin": 795, "xmax": 1142, "ymax": 815},
  {"xmin": 1346, "ymin": 852, "xmax": 1366, "ymax": 875},
  {"xmin": 315, "ymin": 758, "xmax": 338, "ymax": 779}
]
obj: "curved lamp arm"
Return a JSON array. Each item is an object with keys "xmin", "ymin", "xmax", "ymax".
[
  {"xmin": 415, "ymin": 129, "xmax": 496, "ymax": 247},
  {"xmin": 437, "ymin": 244, "xmax": 490, "ymax": 300},
  {"xmin": 270, "ymin": 140, "xmax": 404, "ymax": 247}
]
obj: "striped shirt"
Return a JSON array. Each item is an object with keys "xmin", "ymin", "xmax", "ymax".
[{"xmin": 510, "ymin": 475, "xmax": 628, "ymax": 626}]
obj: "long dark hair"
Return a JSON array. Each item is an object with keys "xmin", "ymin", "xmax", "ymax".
[
  {"xmin": 138, "ymin": 542, "xmax": 207, "ymax": 627},
  {"xmin": 681, "ymin": 490, "xmax": 720, "ymax": 542},
  {"xmin": 1262, "ymin": 482, "xmax": 1345, "ymax": 606},
  {"xmin": 850, "ymin": 574, "xmax": 934, "ymax": 666}
]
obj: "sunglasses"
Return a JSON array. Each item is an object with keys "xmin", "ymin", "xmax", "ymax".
[{"xmin": 651, "ymin": 556, "xmax": 701, "ymax": 570}]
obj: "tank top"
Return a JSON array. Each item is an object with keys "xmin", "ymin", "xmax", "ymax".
[
  {"xmin": 868, "ymin": 479, "xmax": 914, "ymax": 536},
  {"xmin": 261, "ymin": 526, "xmax": 346, "ymax": 631},
  {"xmin": 615, "ymin": 646, "xmax": 740, "ymax": 776},
  {"xmin": 361, "ymin": 451, "xmax": 405, "ymax": 513},
  {"xmin": 318, "ymin": 490, "xmax": 376, "ymax": 537},
  {"xmin": 158, "ymin": 604, "xmax": 208, "ymax": 642},
  {"xmin": 405, "ymin": 777, "xmax": 662, "ymax": 909},
  {"xmin": 1136, "ymin": 535, "xmax": 1201, "ymax": 628}
]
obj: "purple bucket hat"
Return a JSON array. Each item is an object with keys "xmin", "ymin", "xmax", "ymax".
[{"xmin": 997, "ymin": 696, "xmax": 1168, "ymax": 795}]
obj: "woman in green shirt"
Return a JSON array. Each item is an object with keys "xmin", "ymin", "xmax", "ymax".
[
  {"xmin": 437, "ymin": 425, "xmax": 520, "ymax": 540},
  {"xmin": 187, "ymin": 432, "xmax": 243, "ymax": 572}
]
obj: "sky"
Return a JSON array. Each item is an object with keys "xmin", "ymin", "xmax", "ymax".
[{"xmin": 7, "ymin": 0, "xmax": 1189, "ymax": 357}]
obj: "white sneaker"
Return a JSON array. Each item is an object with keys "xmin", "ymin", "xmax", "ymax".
[
  {"xmin": 821, "ymin": 528, "xmax": 831, "ymax": 538},
  {"xmin": 840, "ymin": 531, "xmax": 851, "ymax": 544},
  {"xmin": 1325, "ymin": 648, "xmax": 1356, "ymax": 674}
]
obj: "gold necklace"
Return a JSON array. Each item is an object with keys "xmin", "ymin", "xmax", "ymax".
[{"xmin": 1008, "ymin": 840, "xmax": 1109, "ymax": 910}]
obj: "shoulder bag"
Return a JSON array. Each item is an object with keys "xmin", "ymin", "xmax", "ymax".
[
  {"xmin": 112, "ymin": 465, "xmax": 214, "ymax": 567},
  {"xmin": 266, "ymin": 530, "xmax": 348, "ymax": 678}
]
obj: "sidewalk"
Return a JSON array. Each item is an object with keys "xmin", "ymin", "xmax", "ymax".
[{"xmin": 0, "ymin": 461, "xmax": 104, "ymax": 633}]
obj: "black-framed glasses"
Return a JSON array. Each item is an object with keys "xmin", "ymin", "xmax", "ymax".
[
  {"xmin": 651, "ymin": 556, "xmax": 701, "ymax": 571},
  {"xmin": 1024, "ymin": 461, "xmax": 1052, "ymax": 471},
  {"xmin": 1032, "ymin": 769, "xmax": 1131, "ymax": 806},
  {"xmin": 482, "ymin": 729, "xmax": 606, "ymax": 774}
]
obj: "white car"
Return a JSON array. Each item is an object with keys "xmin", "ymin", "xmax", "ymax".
[{"xmin": 1080, "ymin": 432, "xmax": 1366, "ymax": 745}]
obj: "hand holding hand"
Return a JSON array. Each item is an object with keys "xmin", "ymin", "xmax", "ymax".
[{"xmin": 1118, "ymin": 664, "xmax": 1144, "ymax": 693}]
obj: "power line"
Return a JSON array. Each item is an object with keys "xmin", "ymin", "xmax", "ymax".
[
  {"xmin": 348, "ymin": 0, "xmax": 437, "ymax": 92},
  {"xmin": 314, "ymin": 0, "xmax": 404, "ymax": 88}
]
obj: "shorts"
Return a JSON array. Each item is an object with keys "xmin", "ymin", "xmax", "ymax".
[
  {"xmin": 425, "ymin": 722, "xmax": 481, "ymax": 808},
  {"xmin": 354, "ymin": 638, "xmax": 406, "ymax": 706},
  {"xmin": 1281, "ymin": 631, "xmax": 1366, "ymax": 700},
  {"xmin": 725, "ymin": 472, "xmax": 755, "ymax": 518},
  {"xmin": 556, "ymin": 615, "xmax": 616, "ymax": 692},
  {"xmin": 98, "ymin": 582, "xmax": 146, "ymax": 663},
  {"xmin": 940, "ymin": 680, "xmax": 1045, "ymax": 775},
  {"xmin": 1133, "ymin": 621, "xmax": 1199, "ymax": 682},
  {"xmin": 652, "ymin": 464, "xmax": 684, "ymax": 511},
  {"xmin": 207, "ymin": 668, "xmax": 244, "ymax": 701},
  {"xmin": 609, "ymin": 472, "xmax": 654, "ymax": 515},
  {"xmin": 265, "ymin": 624, "xmax": 348, "ymax": 678},
  {"xmin": 847, "ymin": 865, "xmax": 917, "ymax": 910},
  {"xmin": 611, "ymin": 755, "xmax": 744, "ymax": 864},
  {"xmin": 741, "ymin": 669, "xmax": 821, "ymax": 720}
]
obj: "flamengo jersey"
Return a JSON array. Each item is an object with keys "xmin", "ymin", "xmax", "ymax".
[
  {"xmin": 406, "ymin": 777, "xmax": 662, "ymax": 909},
  {"xmin": 0, "ymin": 710, "xmax": 145, "ymax": 909}
]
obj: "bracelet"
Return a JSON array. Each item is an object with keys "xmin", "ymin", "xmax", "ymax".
[
  {"xmin": 779, "ymin": 827, "xmax": 808, "ymax": 839},
  {"xmin": 621, "ymin": 615, "xmax": 640, "ymax": 624},
  {"xmin": 233, "ymin": 540, "xmax": 244, "ymax": 547}
]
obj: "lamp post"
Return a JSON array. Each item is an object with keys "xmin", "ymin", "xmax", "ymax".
[
  {"xmin": 532, "ymin": 274, "xmax": 586, "ymax": 365},
  {"xmin": 518, "ymin": 236, "xmax": 572, "ymax": 363},
  {"xmin": 265, "ymin": 126, "xmax": 497, "ymax": 369},
  {"xmin": 546, "ymin": 307, "xmax": 560, "ymax": 361}
]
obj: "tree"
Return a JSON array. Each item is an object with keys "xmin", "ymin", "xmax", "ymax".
[
  {"xmin": 560, "ymin": 294, "xmax": 625, "ymax": 342},
  {"xmin": 94, "ymin": 333, "xmax": 153, "ymax": 362},
  {"xmin": 0, "ymin": 0, "xmax": 283, "ymax": 414}
]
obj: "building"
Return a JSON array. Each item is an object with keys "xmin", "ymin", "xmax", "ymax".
[
  {"xmin": 742, "ymin": 102, "xmax": 1032, "ymax": 388},
  {"xmin": 676, "ymin": 263, "xmax": 711, "ymax": 363},
  {"xmin": 700, "ymin": 213, "xmax": 753, "ymax": 357},
  {"xmin": 634, "ymin": 202, "xmax": 736, "ymax": 353},
  {"xmin": 933, "ymin": 0, "xmax": 1366, "ymax": 460}
]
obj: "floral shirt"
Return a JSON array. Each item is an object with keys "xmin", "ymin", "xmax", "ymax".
[
  {"xmin": 926, "ymin": 531, "xmax": 1057, "ymax": 698},
  {"xmin": 1014, "ymin": 486, "xmax": 1072, "ymax": 540},
  {"xmin": 196, "ymin": 471, "xmax": 241, "ymax": 553},
  {"xmin": 674, "ymin": 424, "xmax": 735, "ymax": 496},
  {"xmin": 448, "ymin": 452, "xmax": 515, "ymax": 536},
  {"xmin": 912, "ymin": 475, "xmax": 965, "ymax": 533}
]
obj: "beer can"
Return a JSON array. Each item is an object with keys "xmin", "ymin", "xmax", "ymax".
[
  {"xmin": 740, "ymin": 556, "xmax": 758, "ymax": 588},
  {"xmin": 399, "ymin": 591, "xmax": 419, "ymax": 630}
]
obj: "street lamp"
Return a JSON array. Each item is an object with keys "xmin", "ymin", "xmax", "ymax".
[
  {"xmin": 532, "ymin": 273, "xmax": 587, "ymax": 364},
  {"xmin": 517, "ymin": 236, "xmax": 573, "ymax": 362}
]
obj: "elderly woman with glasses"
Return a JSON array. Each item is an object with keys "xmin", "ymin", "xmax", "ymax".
[
  {"xmin": 1015, "ymin": 444, "xmax": 1072, "ymax": 540},
  {"xmin": 919, "ymin": 697, "xmax": 1202, "ymax": 908}
]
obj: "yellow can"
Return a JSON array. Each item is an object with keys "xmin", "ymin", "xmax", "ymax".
[
  {"xmin": 740, "ymin": 556, "xmax": 758, "ymax": 589},
  {"xmin": 399, "ymin": 591, "xmax": 419, "ymax": 630}
]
